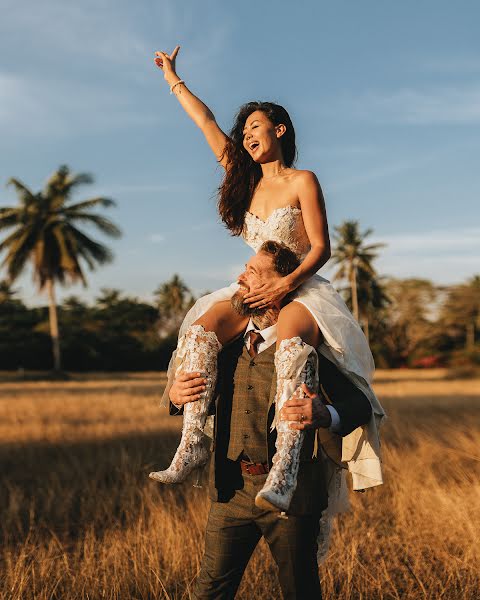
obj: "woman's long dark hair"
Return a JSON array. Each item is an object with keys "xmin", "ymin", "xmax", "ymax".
[{"xmin": 217, "ymin": 101, "xmax": 297, "ymax": 236}]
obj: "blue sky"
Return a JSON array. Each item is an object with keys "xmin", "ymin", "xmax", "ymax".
[{"xmin": 1, "ymin": 0, "xmax": 479, "ymax": 305}]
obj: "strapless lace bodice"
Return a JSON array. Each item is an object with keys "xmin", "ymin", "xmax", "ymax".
[{"xmin": 242, "ymin": 206, "xmax": 311, "ymax": 259}]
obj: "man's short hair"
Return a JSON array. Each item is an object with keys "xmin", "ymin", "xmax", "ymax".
[{"xmin": 259, "ymin": 240, "xmax": 300, "ymax": 276}]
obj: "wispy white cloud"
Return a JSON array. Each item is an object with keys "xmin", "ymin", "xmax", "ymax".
[
  {"xmin": 0, "ymin": 0, "xmax": 234, "ymax": 138},
  {"xmin": 322, "ymin": 227, "xmax": 480, "ymax": 285},
  {"xmin": 303, "ymin": 142, "xmax": 377, "ymax": 160},
  {"xmin": 92, "ymin": 183, "xmax": 195, "ymax": 196},
  {"xmin": 368, "ymin": 227, "xmax": 480, "ymax": 283},
  {"xmin": 324, "ymin": 137, "xmax": 480, "ymax": 191},
  {"xmin": 148, "ymin": 233, "xmax": 165, "ymax": 244},
  {"xmin": 326, "ymin": 159, "xmax": 418, "ymax": 191},
  {"xmin": 372, "ymin": 228, "xmax": 480, "ymax": 253},
  {"xmin": 0, "ymin": 71, "xmax": 164, "ymax": 138},
  {"xmin": 1, "ymin": 0, "xmax": 233, "ymax": 78},
  {"xmin": 146, "ymin": 0, "xmax": 234, "ymax": 76},
  {"xmin": 353, "ymin": 85, "xmax": 480, "ymax": 124},
  {"xmin": 1, "ymin": 1, "xmax": 151, "ymax": 70},
  {"xmin": 421, "ymin": 56, "xmax": 480, "ymax": 74},
  {"xmin": 0, "ymin": 73, "xmax": 36, "ymax": 126},
  {"xmin": 184, "ymin": 262, "xmax": 245, "ymax": 288},
  {"xmin": 374, "ymin": 254, "xmax": 480, "ymax": 285}
]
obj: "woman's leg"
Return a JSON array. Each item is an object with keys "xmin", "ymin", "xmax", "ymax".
[
  {"xmin": 255, "ymin": 302, "xmax": 321, "ymax": 511},
  {"xmin": 150, "ymin": 301, "xmax": 247, "ymax": 484}
]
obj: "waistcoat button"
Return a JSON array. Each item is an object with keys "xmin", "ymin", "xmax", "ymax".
[
  {"xmin": 244, "ymin": 409, "xmax": 251, "ymax": 414},
  {"xmin": 250, "ymin": 360, "xmax": 256, "ymax": 366},
  {"xmin": 243, "ymin": 434, "xmax": 250, "ymax": 439},
  {"xmin": 247, "ymin": 384, "xmax": 253, "ymax": 390}
]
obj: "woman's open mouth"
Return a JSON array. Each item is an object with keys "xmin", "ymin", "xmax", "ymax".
[{"xmin": 249, "ymin": 141, "xmax": 260, "ymax": 154}]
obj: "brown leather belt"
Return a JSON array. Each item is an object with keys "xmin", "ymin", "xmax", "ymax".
[{"xmin": 240, "ymin": 460, "xmax": 270, "ymax": 476}]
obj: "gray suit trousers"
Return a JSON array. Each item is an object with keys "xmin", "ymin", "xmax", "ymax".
[{"xmin": 193, "ymin": 472, "xmax": 322, "ymax": 600}]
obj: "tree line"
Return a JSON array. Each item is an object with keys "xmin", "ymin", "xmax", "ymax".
[
  {"xmin": 1, "ymin": 271, "xmax": 478, "ymax": 372},
  {"xmin": 0, "ymin": 281, "xmax": 191, "ymax": 371},
  {"xmin": 1, "ymin": 166, "xmax": 479, "ymax": 372}
]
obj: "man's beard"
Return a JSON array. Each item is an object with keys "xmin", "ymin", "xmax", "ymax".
[{"xmin": 230, "ymin": 289, "xmax": 268, "ymax": 318}]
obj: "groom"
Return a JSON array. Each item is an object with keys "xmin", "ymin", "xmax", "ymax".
[{"xmin": 169, "ymin": 240, "xmax": 372, "ymax": 599}]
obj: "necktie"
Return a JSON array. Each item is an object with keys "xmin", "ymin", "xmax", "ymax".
[{"xmin": 247, "ymin": 330, "xmax": 264, "ymax": 358}]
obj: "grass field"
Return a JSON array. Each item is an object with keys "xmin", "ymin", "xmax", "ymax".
[{"xmin": 1, "ymin": 369, "xmax": 479, "ymax": 599}]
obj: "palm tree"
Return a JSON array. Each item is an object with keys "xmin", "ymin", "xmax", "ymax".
[
  {"xmin": 331, "ymin": 220, "xmax": 385, "ymax": 321},
  {"xmin": 154, "ymin": 274, "xmax": 194, "ymax": 337},
  {"xmin": 0, "ymin": 165, "xmax": 121, "ymax": 371}
]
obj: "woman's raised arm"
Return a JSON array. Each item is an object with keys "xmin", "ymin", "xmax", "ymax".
[{"xmin": 154, "ymin": 46, "xmax": 229, "ymax": 169}]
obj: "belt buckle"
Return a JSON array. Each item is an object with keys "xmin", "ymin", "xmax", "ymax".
[{"xmin": 243, "ymin": 461, "xmax": 254, "ymax": 475}]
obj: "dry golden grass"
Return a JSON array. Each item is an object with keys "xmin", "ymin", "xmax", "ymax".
[{"xmin": 1, "ymin": 370, "xmax": 479, "ymax": 599}]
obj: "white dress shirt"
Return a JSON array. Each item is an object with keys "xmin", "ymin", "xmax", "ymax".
[{"xmin": 244, "ymin": 319, "xmax": 341, "ymax": 433}]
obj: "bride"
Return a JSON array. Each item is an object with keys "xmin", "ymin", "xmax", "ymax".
[{"xmin": 149, "ymin": 45, "xmax": 385, "ymax": 513}]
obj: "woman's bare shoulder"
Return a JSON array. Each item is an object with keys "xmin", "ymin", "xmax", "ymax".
[
  {"xmin": 290, "ymin": 170, "xmax": 323, "ymax": 197},
  {"xmin": 291, "ymin": 169, "xmax": 320, "ymax": 184}
]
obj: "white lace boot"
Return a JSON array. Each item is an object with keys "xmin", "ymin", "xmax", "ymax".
[
  {"xmin": 255, "ymin": 337, "xmax": 318, "ymax": 511},
  {"xmin": 149, "ymin": 324, "xmax": 221, "ymax": 484}
]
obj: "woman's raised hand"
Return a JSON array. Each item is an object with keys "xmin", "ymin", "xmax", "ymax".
[
  {"xmin": 154, "ymin": 45, "xmax": 180, "ymax": 79},
  {"xmin": 243, "ymin": 276, "xmax": 294, "ymax": 309}
]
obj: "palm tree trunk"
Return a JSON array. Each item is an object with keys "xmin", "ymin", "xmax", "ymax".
[
  {"xmin": 351, "ymin": 265, "xmax": 359, "ymax": 321},
  {"xmin": 364, "ymin": 316, "xmax": 370, "ymax": 344},
  {"xmin": 46, "ymin": 278, "xmax": 61, "ymax": 371}
]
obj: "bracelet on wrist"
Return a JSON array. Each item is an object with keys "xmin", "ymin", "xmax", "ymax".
[{"xmin": 170, "ymin": 79, "xmax": 185, "ymax": 94}]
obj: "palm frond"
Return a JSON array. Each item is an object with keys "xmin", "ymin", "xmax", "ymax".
[
  {"xmin": 67, "ymin": 225, "xmax": 114, "ymax": 265},
  {"xmin": 363, "ymin": 242, "xmax": 387, "ymax": 252},
  {"xmin": 6, "ymin": 178, "xmax": 36, "ymax": 205},
  {"xmin": 0, "ymin": 227, "xmax": 26, "ymax": 254},
  {"xmin": 43, "ymin": 165, "xmax": 69, "ymax": 197},
  {"xmin": 74, "ymin": 245, "xmax": 96, "ymax": 271},
  {"xmin": 44, "ymin": 165, "xmax": 94, "ymax": 204},
  {"xmin": 0, "ymin": 208, "xmax": 22, "ymax": 231},
  {"xmin": 1, "ymin": 228, "xmax": 38, "ymax": 281},
  {"xmin": 64, "ymin": 196, "xmax": 116, "ymax": 211},
  {"xmin": 360, "ymin": 227, "xmax": 374, "ymax": 239},
  {"xmin": 65, "ymin": 171, "xmax": 95, "ymax": 188},
  {"xmin": 52, "ymin": 226, "xmax": 87, "ymax": 285},
  {"xmin": 63, "ymin": 212, "xmax": 122, "ymax": 238}
]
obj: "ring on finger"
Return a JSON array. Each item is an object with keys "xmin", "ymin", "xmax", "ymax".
[{"xmin": 300, "ymin": 413, "xmax": 306, "ymax": 423}]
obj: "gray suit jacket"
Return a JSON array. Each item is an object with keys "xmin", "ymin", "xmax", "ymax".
[{"xmin": 170, "ymin": 335, "xmax": 372, "ymax": 515}]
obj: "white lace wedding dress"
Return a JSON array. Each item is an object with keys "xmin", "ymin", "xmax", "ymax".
[
  {"xmin": 161, "ymin": 205, "xmax": 386, "ymax": 563},
  {"xmin": 164, "ymin": 205, "xmax": 383, "ymax": 421}
]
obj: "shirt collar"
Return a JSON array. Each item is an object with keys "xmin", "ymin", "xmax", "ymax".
[{"xmin": 244, "ymin": 318, "xmax": 277, "ymax": 347}]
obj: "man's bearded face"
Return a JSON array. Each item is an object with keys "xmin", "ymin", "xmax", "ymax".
[
  {"xmin": 230, "ymin": 252, "xmax": 278, "ymax": 317},
  {"xmin": 230, "ymin": 287, "xmax": 266, "ymax": 317}
]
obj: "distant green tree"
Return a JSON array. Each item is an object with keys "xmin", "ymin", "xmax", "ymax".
[
  {"xmin": 94, "ymin": 288, "xmax": 158, "ymax": 335},
  {"xmin": 90, "ymin": 288, "xmax": 160, "ymax": 370},
  {"xmin": 0, "ymin": 280, "xmax": 50, "ymax": 369},
  {"xmin": 0, "ymin": 279, "xmax": 18, "ymax": 303},
  {"xmin": 154, "ymin": 274, "xmax": 194, "ymax": 337},
  {"xmin": 439, "ymin": 275, "xmax": 480, "ymax": 350},
  {"xmin": 331, "ymin": 220, "xmax": 385, "ymax": 321},
  {"xmin": 344, "ymin": 274, "xmax": 391, "ymax": 345},
  {"xmin": 0, "ymin": 165, "xmax": 121, "ymax": 371},
  {"xmin": 61, "ymin": 295, "xmax": 90, "ymax": 319},
  {"xmin": 383, "ymin": 278, "xmax": 438, "ymax": 366}
]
